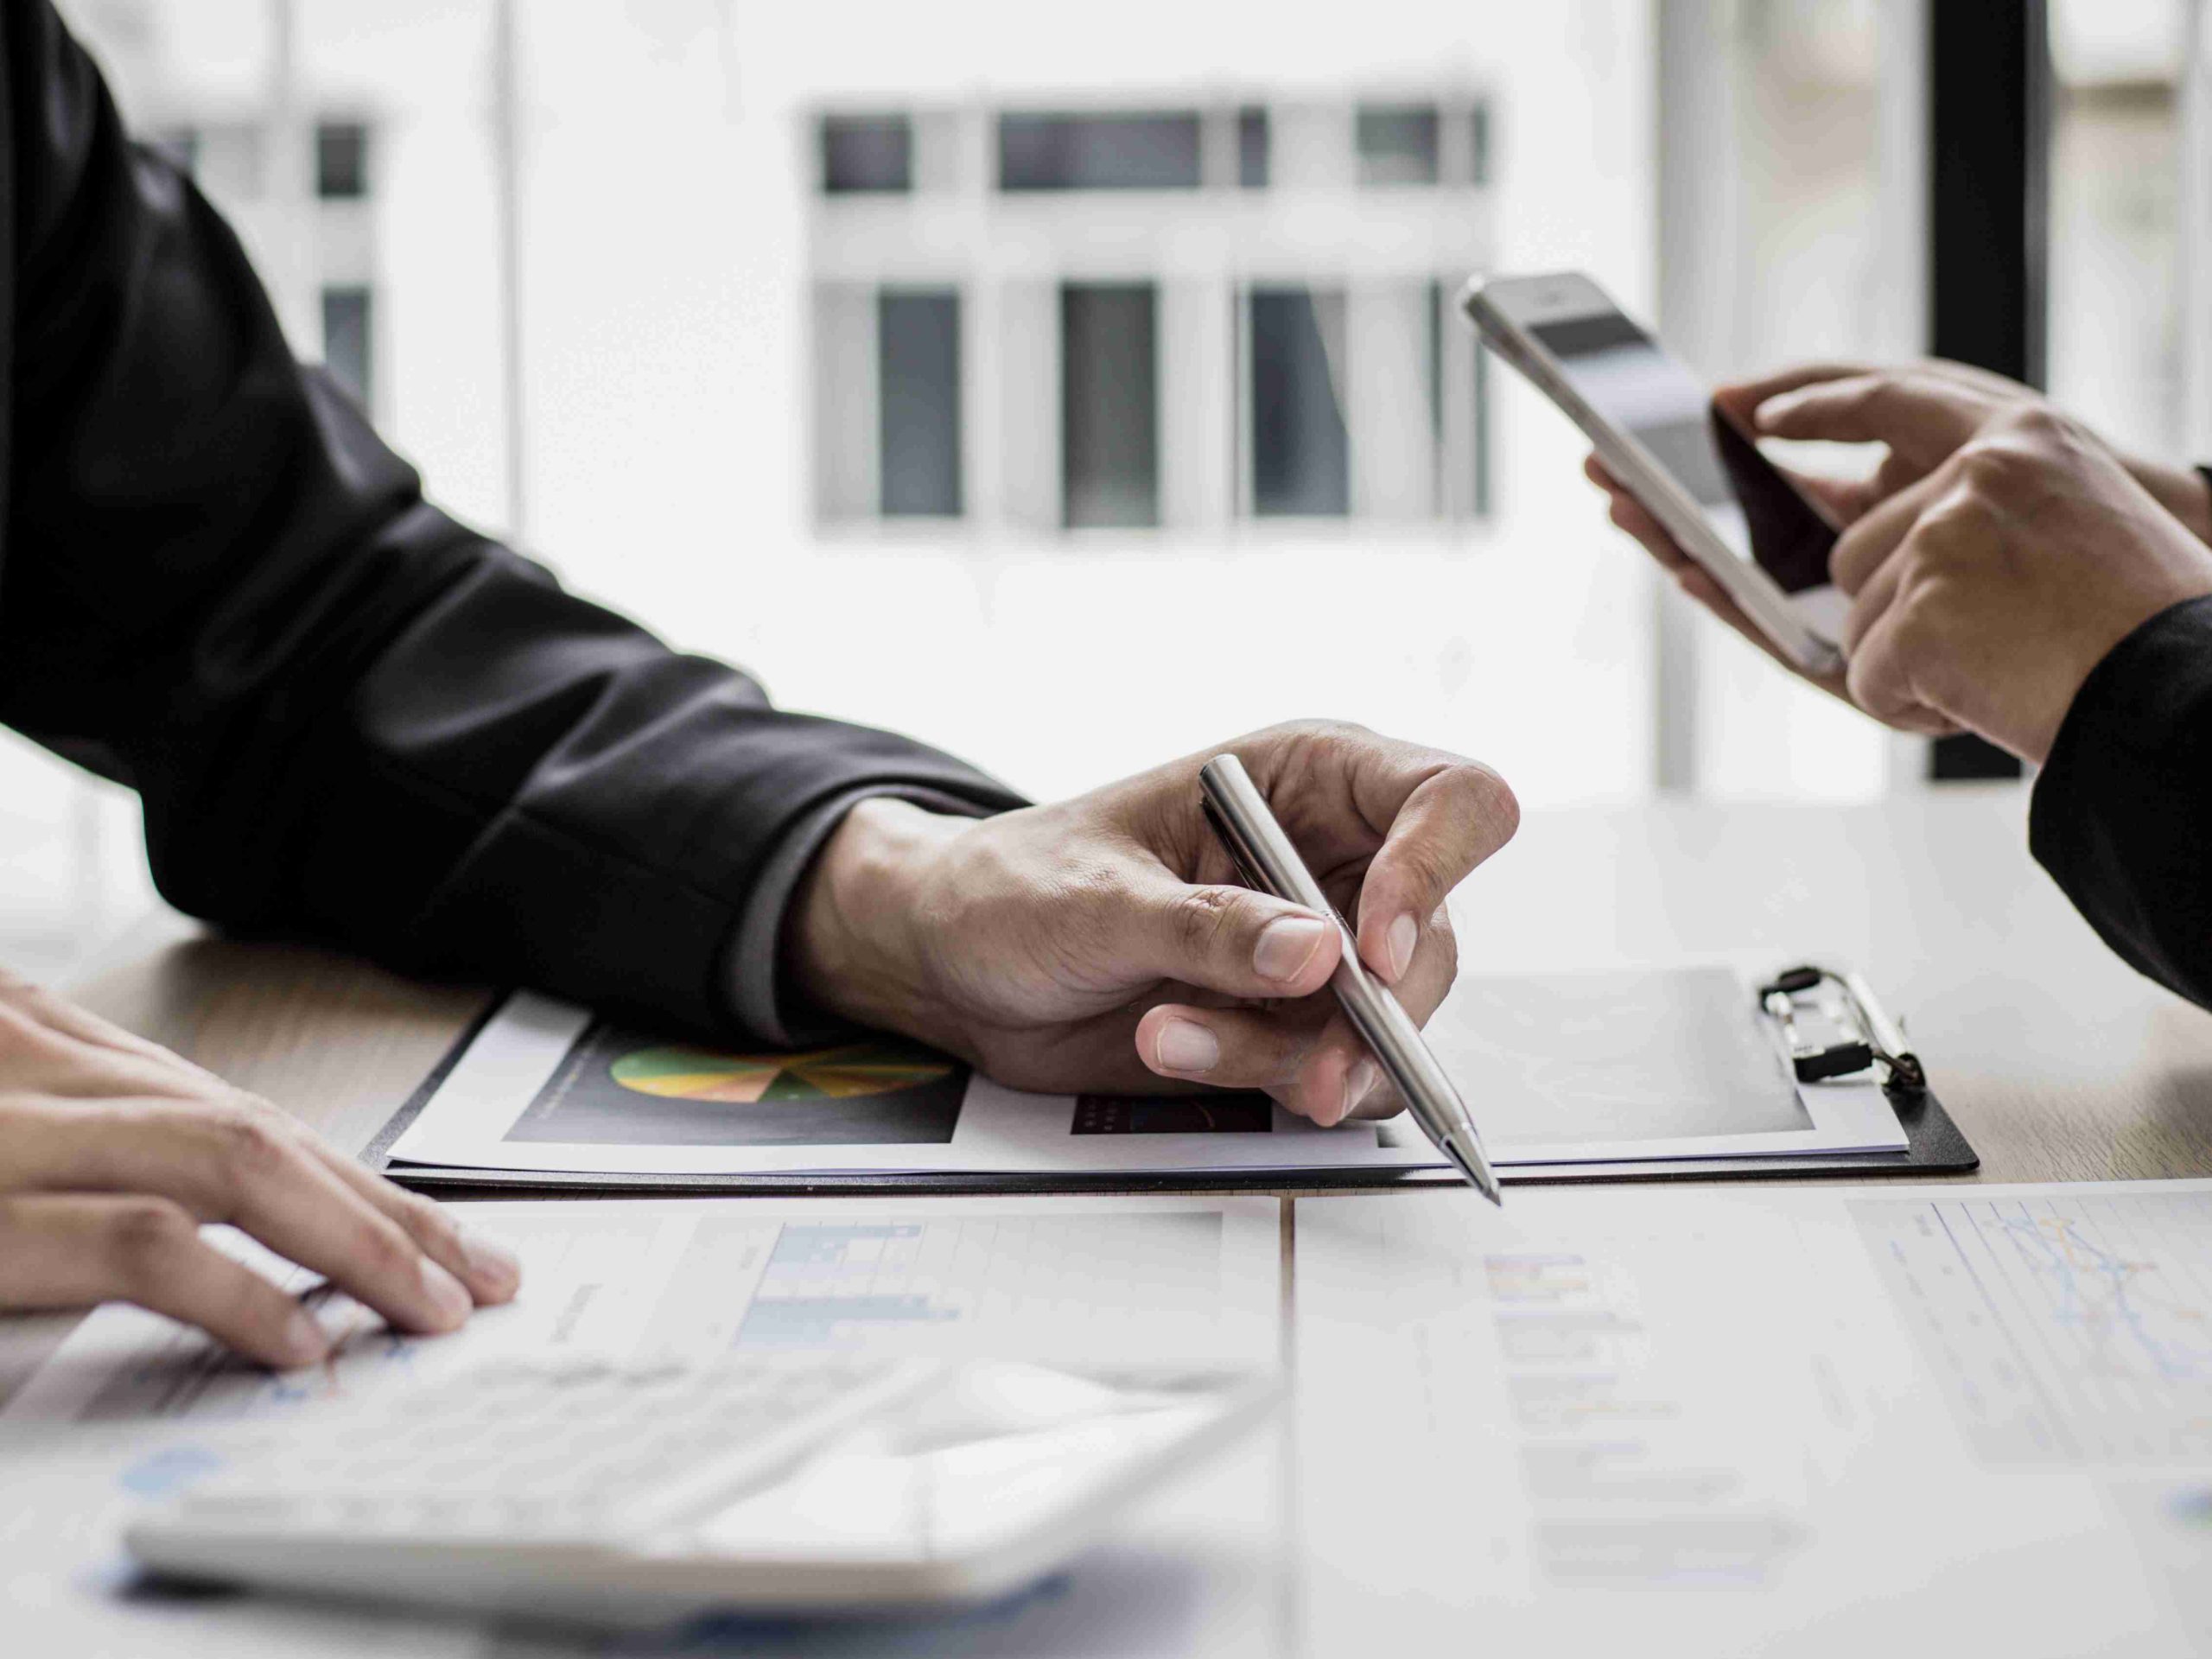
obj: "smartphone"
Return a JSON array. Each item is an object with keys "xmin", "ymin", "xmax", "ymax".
[{"xmin": 1461, "ymin": 270, "xmax": 1847, "ymax": 677}]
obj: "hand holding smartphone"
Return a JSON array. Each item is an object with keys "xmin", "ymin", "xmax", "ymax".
[{"xmin": 1462, "ymin": 271, "xmax": 1847, "ymax": 677}]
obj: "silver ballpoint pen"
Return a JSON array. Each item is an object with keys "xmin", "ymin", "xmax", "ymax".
[{"xmin": 1198, "ymin": 754, "xmax": 1502, "ymax": 1205}]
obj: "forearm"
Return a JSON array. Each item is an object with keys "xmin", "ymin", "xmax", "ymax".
[
  {"xmin": 270, "ymin": 554, "xmax": 1020, "ymax": 1037},
  {"xmin": 0, "ymin": 5, "xmax": 1026, "ymax": 1040}
]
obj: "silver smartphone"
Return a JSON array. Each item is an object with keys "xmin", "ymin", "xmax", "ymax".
[{"xmin": 1462, "ymin": 270, "xmax": 1847, "ymax": 677}]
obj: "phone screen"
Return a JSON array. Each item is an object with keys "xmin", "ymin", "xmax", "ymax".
[{"xmin": 1529, "ymin": 311, "xmax": 1835, "ymax": 594}]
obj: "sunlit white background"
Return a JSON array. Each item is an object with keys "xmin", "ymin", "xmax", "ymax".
[{"xmin": 0, "ymin": 0, "xmax": 2186, "ymax": 984}]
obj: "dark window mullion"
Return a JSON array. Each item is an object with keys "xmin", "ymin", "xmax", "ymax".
[{"xmin": 1926, "ymin": 0, "xmax": 2047, "ymax": 781}]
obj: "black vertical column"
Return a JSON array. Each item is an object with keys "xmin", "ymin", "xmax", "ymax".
[{"xmin": 1926, "ymin": 0, "xmax": 2049, "ymax": 781}]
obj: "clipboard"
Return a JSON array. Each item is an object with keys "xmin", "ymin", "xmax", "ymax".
[{"xmin": 365, "ymin": 963, "xmax": 1976, "ymax": 1197}]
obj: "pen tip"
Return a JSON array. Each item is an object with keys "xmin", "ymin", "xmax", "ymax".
[{"xmin": 1446, "ymin": 1141, "xmax": 1503, "ymax": 1205}]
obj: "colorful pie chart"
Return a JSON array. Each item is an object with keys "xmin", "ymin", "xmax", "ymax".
[{"xmin": 609, "ymin": 1041, "xmax": 956, "ymax": 1104}]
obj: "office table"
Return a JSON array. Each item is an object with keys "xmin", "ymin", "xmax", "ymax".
[
  {"xmin": 46, "ymin": 785, "xmax": 2212, "ymax": 1205},
  {"xmin": 8, "ymin": 786, "xmax": 2212, "ymax": 1650},
  {"xmin": 8, "ymin": 784, "xmax": 2201, "ymax": 1388}
]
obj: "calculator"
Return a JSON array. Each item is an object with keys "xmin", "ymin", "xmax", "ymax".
[{"xmin": 125, "ymin": 1352, "xmax": 1278, "ymax": 1630}]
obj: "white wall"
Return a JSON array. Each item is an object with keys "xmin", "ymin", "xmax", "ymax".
[
  {"xmin": 36, "ymin": 0, "xmax": 1667, "ymax": 971},
  {"xmin": 499, "ymin": 0, "xmax": 1662, "ymax": 804}
]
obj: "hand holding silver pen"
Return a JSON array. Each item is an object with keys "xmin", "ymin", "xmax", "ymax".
[
  {"xmin": 1078, "ymin": 727, "xmax": 1516, "ymax": 1129},
  {"xmin": 1197, "ymin": 754, "xmax": 1503, "ymax": 1204}
]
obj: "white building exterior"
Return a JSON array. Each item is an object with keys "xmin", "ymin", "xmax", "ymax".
[
  {"xmin": 56, "ymin": 0, "xmax": 1668, "ymax": 809},
  {"xmin": 17, "ymin": 0, "xmax": 2022, "ymax": 981}
]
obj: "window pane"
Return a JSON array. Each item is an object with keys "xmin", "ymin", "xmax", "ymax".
[
  {"xmin": 998, "ymin": 112, "xmax": 1202, "ymax": 190},
  {"xmin": 1249, "ymin": 287, "xmax": 1348, "ymax": 516},
  {"xmin": 315, "ymin": 121, "xmax": 368, "ymax": 199},
  {"xmin": 194, "ymin": 121, "xmax": 263, "ymax": 201},
  {"xmin": 1356, "ymin": 104, "xmax": 1440, "ymax": 185},
  {"xmin": 1471, "ymin": 334, "xmax": 1491, "ymax": 518},
  {"xmin": 1237, "ymin": 106, "xmax": 1269, "ymax": 188},
  {"xmin": 1061, "ymin": 284, "xmax": 1159, "ymax": 528},
  {"xmin": 2046, "ymin": 0, "xmax": 2183, "ymax": 458},
  {"xmin": 822, "ymin": 115, "xmax": 912, "ymax": 194},
  {"xmin": 320, "ymin": 285, "xmax": 372, "ymax": 408},
  {"xmin": 878, "ymin": 289, "xmax": 962, "ymax": 517}
]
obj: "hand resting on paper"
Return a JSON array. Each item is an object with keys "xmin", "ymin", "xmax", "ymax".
[
  {"xmin": 788, "ymin": 721, "xmax": 1519, "ymax": 1127},
  {"xmin": 0, "ymin": 969, "xmax": 518, "ymax": 1366}
]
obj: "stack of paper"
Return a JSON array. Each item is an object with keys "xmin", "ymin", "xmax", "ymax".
[
  {"xmin": 1293, "ymin": 1181, "xmax": 2212, "ymax": 1653},
  {"xmin": 384, "ymin": 966, "xmax": 1906, "ymax": 1183}
]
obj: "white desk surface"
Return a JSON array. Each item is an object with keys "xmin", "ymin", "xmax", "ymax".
[{"xmin": 7, "ymin": 785, "xmax": 2209, "ymax": 1652}]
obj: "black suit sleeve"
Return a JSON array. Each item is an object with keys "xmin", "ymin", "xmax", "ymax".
[
  {"xmin": 0, "ymin": 4, "xmax": 1022, "ymax": 1038},
  {"xmin": 2029, "ymin": 594, "xmax": 2212, "ymax": 1010}
]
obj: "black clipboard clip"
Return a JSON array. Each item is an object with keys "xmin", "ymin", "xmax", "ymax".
[{"xmin": 1758, "ymin": 964, "xmax": 1927, "ymax": 1097}]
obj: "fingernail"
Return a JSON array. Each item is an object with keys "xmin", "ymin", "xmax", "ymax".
[
  {"xmin": 1346, "ymin": 1059, "xmax": 1380, "ymax": 1114},
  {"xmin": 459, "ymin": 1227, "xmax": 522, "ymax": 1294},
  {"xmin": 420, "ymin": 1256, "xmax": 474, "ymax": 1326},
  {"xmin": 1254, "ymin": 915, "xmax": 1329, "ymax": 982},
  {"xmin": 281, "ymin": 1307, "xmax": 331, "ymax": 1368},
  {"xmin": 1386, "ymin": 914, "xmax": 1419, "ymax": 982},
  {"xmin": 1154, "ymin": 1019, "xmax": 1220, "ymax": 1074}
]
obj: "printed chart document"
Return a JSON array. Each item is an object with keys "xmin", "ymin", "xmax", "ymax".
[
  {"xmin": 1294, "ymin": 1181, "xmax": 2212, "ymax": 1657},
  {"xmin": 1, "ymin": 1196, "xmax": 1290, "ymax": 1659},
  {"xmin": 385, "ymin": 969, "xmax": 1902, "ymax": 1180}
]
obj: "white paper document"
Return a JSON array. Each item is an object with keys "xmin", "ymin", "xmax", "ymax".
[
  {"xmin": 1294, "ymin": 1181, "xmax": 2212, "ymax": 1657},
  {"xmin": 1, "ymin": 1196, "xmax": 1290, "ymax": 1657},
  {"xmin": 386, "ymin": 968, "xmax": 1904, "ymax": 1180}
]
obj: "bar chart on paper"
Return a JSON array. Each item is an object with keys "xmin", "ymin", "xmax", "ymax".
[
  {"xmin": 728, "ymin": 1214, "xmax": 1227, "ymax": 1347},
  {"xmin": 595, "ymin": 1202, "xmax": 1268, "ymax": 1368},
  {"xmin": 10, "ymin": 1202, "xmax": 1268, "ymax": 1433},
  {"xmin": 1853, "ymin": 1190, "xmax": 2212, "ymax": 1464}
]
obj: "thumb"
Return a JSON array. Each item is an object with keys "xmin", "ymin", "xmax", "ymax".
[{"xmin": 1121, "ymin": 871, "xmax": 1342, "ymax": 1001}]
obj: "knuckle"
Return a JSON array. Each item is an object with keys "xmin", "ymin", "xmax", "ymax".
[
  {"xmin": 1264, "ymin": 717, "xmax": 1369, "ymax": 759},
  {"xmin": 1390, "ymin": 836, "xmax": 1458, "ymax": 904},
  {"xmin": 2005, "ymin": 403, "xmax": 2069, "ymax": 442},
  {"xmin": 346, "ymin": 1215, "xmax": 420, "ymax": 1282},
  {"xmin": 397, "ymin": 1191, "xmax": 462, "ymax": 1256},
  {"xmin": 1169, "ymin": 885, "xmax": 1244, "ymax": 963},
  {"xmin": 1919, "ymin": 494, "xmax": 1991, "ymax": 556},
  {"xmin": 105, "ymin": 1198, "xmax": 194, "ymax": 1281},
  {"xmin": 1955, "ymin": 440, "xmax": 2009, "ymax": 486},
  {"xmin": 1955, "ymin": 430, "xmax": 2051, "ymax": 497},
  {"xmin": 1891, "ymin": 587, "xmax": 1948, "ymax": 651},
  {"xmin": 0, "ymin": 996, "xmax": 65, "ymax": 1056},
  {"xmin": 1051, "ymin": 857, "xmax": 1132, "ymax": 945},
  {"xmin": 1861, "ymin": 375, "xmax": 1904, "ymax": 420},
  {"xmin": 207, "ymin": 1106, "xmax": 291, "ymax": 1185},
  {"xmin": 1844, "ymin": 654, "xmax": 1891, "ymax": 715},
  {"xmin": 1461, "ymin": 762, "xmax": 1520, "ymax": 844}
]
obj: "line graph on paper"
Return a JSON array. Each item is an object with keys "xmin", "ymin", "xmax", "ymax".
[{"xmin": 1852, "ymin": 1192, "xmax": 2212, "ymax": 1463}]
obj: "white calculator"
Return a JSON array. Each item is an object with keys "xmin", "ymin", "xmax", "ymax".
[{"xmin": 126, "ymin": 1352, "xmax": 1278, "ymax": 1630}]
